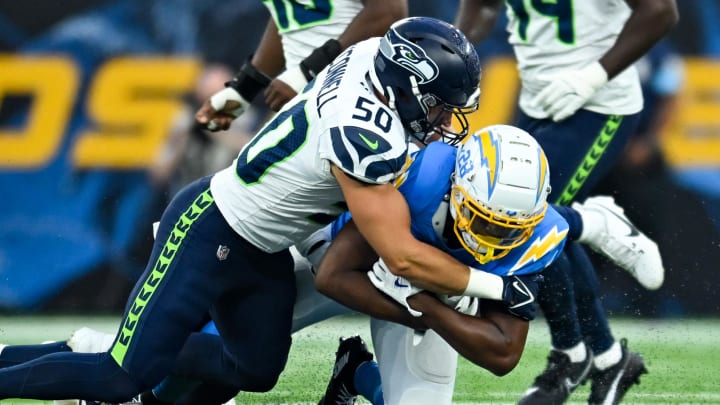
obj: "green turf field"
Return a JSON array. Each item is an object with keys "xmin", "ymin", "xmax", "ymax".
[{"xmin": 0, "ymin": 314, "xmax": 718, "ymax": 404}]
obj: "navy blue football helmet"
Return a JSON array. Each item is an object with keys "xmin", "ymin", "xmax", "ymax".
[{"xmin": 369, "ymin": 17, "xmax": 481, "ymax": 145}]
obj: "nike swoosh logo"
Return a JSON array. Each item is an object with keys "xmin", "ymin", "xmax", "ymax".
[
  {"xmin": 394, "ymin": 278, "xmax": 409, "ymax": 288},
  {"xmin": 605, "ymin": 208, "xmax": 640, "ymax": 237},
  {"xmin": 509, "ymin": 280, "xmax": 534, "ymax": 309},
  {"xmin": 358, "ymin": 133, "xmax": 379, "ymax": 150},
  {"xmin": 603, "ymin": 368, "xmax": 626, "ymax": 404}
]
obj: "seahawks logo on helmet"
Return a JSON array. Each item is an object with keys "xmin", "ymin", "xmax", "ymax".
[{"xmin": 379, "ymin": 28, "xmax": 439, "ymax": 84}]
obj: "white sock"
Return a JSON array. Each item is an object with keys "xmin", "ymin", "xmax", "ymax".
[
  {"xmin": 557, "ymin": 341, "xmax": 587, "ymax": 363},
  {"xmin": 594, "ymin": 341, "xmax": 622, "ymax": 370}
]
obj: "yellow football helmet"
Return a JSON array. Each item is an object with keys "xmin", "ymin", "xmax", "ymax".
[{"xmin": 450, "ymin": 125, "xmax": 551, "ymax": 263}]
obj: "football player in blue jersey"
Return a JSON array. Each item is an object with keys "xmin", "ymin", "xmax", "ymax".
[
  {"xmin": 0, "ymin": 17, "xmax": 485, "ymax": 403},
  {"xmin": 312, "ymin": 124, "xmax": 565, "ymax": 404}
]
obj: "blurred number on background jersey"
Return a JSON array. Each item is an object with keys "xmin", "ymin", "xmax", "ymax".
[
  {"xmin": 0, "ymin": 56, "xmax": 200, "ymax": 169},
  {"xmin": 265, "ymin": 0, "xmax": 332, "ymax": 32},
  {"xmin": 506, "ymin": 0, "xmax": 574, "ymax": 43}
]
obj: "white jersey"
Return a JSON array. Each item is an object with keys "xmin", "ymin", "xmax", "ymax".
[
  {"xmin": 505, "ymin": 0, "xmax": 643, "ymax": 118},
  {"xmin": 263, "ymin": 0, "xmax": 364, "ymax": 69},
  {"xmin": 211, "ymin": 38, "xmax": 409, "ymax": 253}
]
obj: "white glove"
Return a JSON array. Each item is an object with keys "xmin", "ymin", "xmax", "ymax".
[
  {"xmin": 367, "ymin": 258, "xmax": 423, "ymax": 317},
  {"xmin": 442, "ymin": 295, "xmax": 479, "ymax": 316},
  {"xmin": 209, "ymin": 87, "xmax": 251, "ymax": 124},
  {"xmin": 276, "ymin": 66, "xmax": 309, "ymax": 94},
  {"xmin": 531, "ymin": 62, "xmax": 608, "ymax": 122}
]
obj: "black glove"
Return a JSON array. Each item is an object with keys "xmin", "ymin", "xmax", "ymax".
[{"xmin": 501, "ymin": 274, "xmax": 544, "ymax": 321}]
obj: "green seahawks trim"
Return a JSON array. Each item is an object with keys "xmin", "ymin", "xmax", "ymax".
[
  {"xmin": 554, "ymin": 115, "xmax": 623, "ymax": 206},
  {"xmin": 111, "ymin": 189, "xmax": 214, "ymax": 366}
]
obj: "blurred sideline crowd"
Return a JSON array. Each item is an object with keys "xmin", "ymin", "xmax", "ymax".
[{"xmin": 1, "ymin": 0, "xmax": 719, "ymax": 316}]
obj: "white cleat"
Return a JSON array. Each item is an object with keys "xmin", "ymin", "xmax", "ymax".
[
  {"xmin": 67, "ymin": 327, "xmax": 115, "ymax": 353},
  {"xmin": 573, "ymin": 196, "xmax": 664, "ymax": 290}
]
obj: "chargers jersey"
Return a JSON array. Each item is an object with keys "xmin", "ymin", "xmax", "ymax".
[
  {"xmin": 504, "ymin": 0, "xmax": 643, "ymax": 118},
  {"xmin": 211, "ymin": 38, "xmax": 409, "ymax": 253},
  {"xmin": 330, "ymin": 142, "xmax": 568, "ymax": 276},
  {"xmin": 263, "ymin": 0, "xmax": 363, "ymax": 69}
]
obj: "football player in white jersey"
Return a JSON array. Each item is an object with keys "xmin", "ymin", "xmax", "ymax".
[
  {"xmin": 201, "ymin": 0, "xmax": 406, "ymax": 125},
  {"xmin": 454, "ymin": 0, "xmax": 678, "ymax": 404},
  {"xmin": 0, "ymin": 17, "xmax": 484, "ymax": 403}
]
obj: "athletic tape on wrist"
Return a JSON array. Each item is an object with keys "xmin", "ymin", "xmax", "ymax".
[{"xmin": 464, "ymin": 268, "xmax": 504, "ymax": 300}]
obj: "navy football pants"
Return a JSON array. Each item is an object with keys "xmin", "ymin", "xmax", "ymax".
[
  {"xmin": 0, "ymin": 176, "xmax": 296, "ymax": 401},
  {"xmin": 517, "ymin": 109, "xmax": 640, "ymax": 353}
]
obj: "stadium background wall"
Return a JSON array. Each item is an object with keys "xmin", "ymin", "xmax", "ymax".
[{"xmin": 0, "ymin": 0, "xmax": 719, "ymax": 316}]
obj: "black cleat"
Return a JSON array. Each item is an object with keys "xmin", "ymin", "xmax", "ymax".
[
  {"xmin": 318, "ymin": 335, "xmax": 374, "ymax": 405},
  {"xmin": 518, "ymin": 344, "xmax": 593, "ymax": 405},
  {"xmin": 588, "ymin": 339, "xmax": 647, "ymax": 405}
]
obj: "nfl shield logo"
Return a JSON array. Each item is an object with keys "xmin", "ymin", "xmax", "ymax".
[{"xmin": 216, "ymin": 245, "xmax": 230, "ymax": 261}]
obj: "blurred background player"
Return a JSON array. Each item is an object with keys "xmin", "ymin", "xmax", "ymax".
[
  {"xmin": 202, "ymin": 0, "xmax": 407, "ymax": 132},
  {"xmin": 453, "ymin": 0, "xmax": 679, "ymax": 403}
]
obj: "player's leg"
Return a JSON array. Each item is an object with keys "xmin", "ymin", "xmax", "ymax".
[
  {"xmin": 0, "ymin": 341, "xmax": 71, "ymax": 369},
  {"xmin": 133, "ymin": 230, "xmax": 346, "ymax": 405},
  {"xmin": 0, "ymin": 176, "xmax": 219, "ymax": 400},
  {"xmin": 318, "ymin": 335, "xmax": 378, "ymax": 405},
  {"xmin": 520, "ymin": 109, "xmax": 648, "ymax": 403},
  {"xmin": 0, "ymin": 177, "xmax": 244, "ymax": 401},
  {"xmin": 565, "ymin": 242, "xmax": 648, "ymax": 404},
  {"xmin": 370, "ymin": 318, "xmax": 458, "ymax": 405},
  {"xmin": 167, "ymin": 246, "xmax": 296, "ymax": 396},
  {"xmin": 572, "ymin": 196, "xmax": 664, "ymax": 289},
  {"xmin": 519, "ymin": 253, "xmax": 594, "ymax": 404}
]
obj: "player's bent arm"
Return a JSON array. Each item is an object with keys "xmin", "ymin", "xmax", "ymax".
[
  {"xmin": 408, "ymin": 294, "xmax": 528, "ymax": 376},
  {"xmin": 454, "ymin": 0, "xmax": 504, "ymax": 44},
  {"xmin": 315, "ymin": 220, "xmax": 426, "ymax": 330},
  {"xmin": 600, "ymin": 0, "xmax": 678, "ymax": 79},
  {"xmin": 337, "ymin": 0, "xmax": 408, "ymax": 49},
  {"xmin": 332, "ymin": 165, "xmax": 470, "ymax": 295},
  {"xmin": 250, "ymin": 19, "xmax": 286, "ymax": 78}
]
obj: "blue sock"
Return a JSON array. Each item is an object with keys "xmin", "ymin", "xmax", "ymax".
[
  {"xmin": 354, "ymin": 360, "xmax": 384, "ymax": 405},
  {"xmin": 0, "ymin": 341, "xmax": 70, "ymax": 369}
]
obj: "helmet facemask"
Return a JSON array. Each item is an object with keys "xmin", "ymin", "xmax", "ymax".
[
  {"xmin": 450, "ymin": 184, "xmax": 547, "ymax": 263},
  {"xmin": 417, "ymin": 87, "xmax": 480, "ymax": 146}
]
